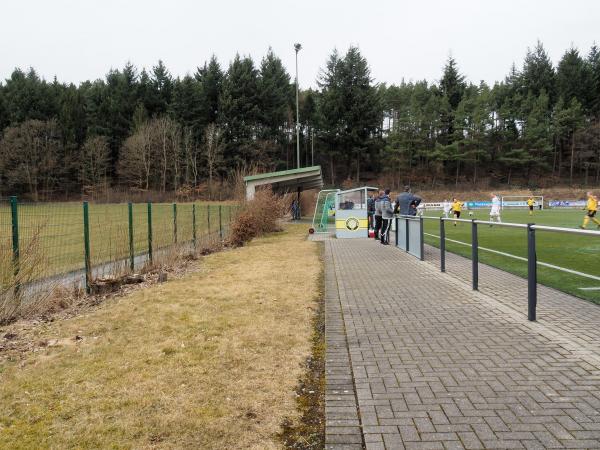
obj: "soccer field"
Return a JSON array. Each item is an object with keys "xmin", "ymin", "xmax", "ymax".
[
  {"xmin": 0, "ymin": 201, "xmax": 236, "ymax": 284},
  {"xmin": 421, "ymin": 208, "xmax": 600, "ymax": 304}
]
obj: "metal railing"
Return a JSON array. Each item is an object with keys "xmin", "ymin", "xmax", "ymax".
[
  {"xmin": 394, "ymin": 215, "xmax": 424, "ymax": 260},
  {"xmin": 419, "ymin": 215, "xmax": 600, "ymax": 321}
]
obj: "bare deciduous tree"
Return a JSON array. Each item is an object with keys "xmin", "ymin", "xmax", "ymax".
[
  {"xmin": 80, "ymin": 135, "xmax": 110, "ymax": 190},
  {"xmin": 204, "ymin": 123, "xmax": 224, "ymax": 199},
  {"xmin": 0, "ymin": 119, "xmax": 60, "ymax": 201},
  {"xmin": 118, "ymin": 117, "xmax": 182, "ymax": 192}
]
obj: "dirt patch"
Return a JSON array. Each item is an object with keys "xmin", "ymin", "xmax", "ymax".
[
  {"xmin": 0, "ymin": 257, "xmax": 203, "ymax": 363},
  {"xmin": 280, "ymin": 244, "xmax": 325, "ymax": 449}
]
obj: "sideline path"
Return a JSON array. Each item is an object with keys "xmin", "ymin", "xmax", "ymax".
[{"xmin": 324, "ymin": 238, "xmax": 600, "ymax": 450}]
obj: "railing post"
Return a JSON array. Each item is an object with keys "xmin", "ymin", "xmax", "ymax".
[
  {"xmin": 419, "ymin": 216, "xmax": 424, "ymax": 261},
  {"xmin": 173, "ymin": 203, "xmax": 177, "ymax": 244},
  {"xmin": 471, "ymin": 219, "xmax": 478, "ymax": 291},
  {"xmin": 207, "ymin": 204, "xmax": 211, "ymax": 235},
  {"xmin": 147, "ymin": 202, "xmax": 153, "ymax": 264},
  {"xmin": 219, "ymin": 205, "xmax": 223, "ymax": 239},
  {"xmin": 440, "ymin": 218, "xmax": 446, "ymax": 272},
  {"xmin": 527, "ymin": 224, "xmax": 537, "ymax": 321},
  {"xmin": 405, "ymin": 218, "xmax": 409, "ymax": 253},
  {"xmin": 395, "ymin": 217, "xmax": 399, "ymax": 246},
  {"xmin": 128, "ymin": 202, "xmax": 134, "ymax": 271},
  {"xmin": 10, "ymin": 196, "xmax": 20, "ymax": 293},
  {"xmin": 83, "ymin": 201, "xmax": 91, "ymax": 294},
  {"xmin": 192, "ymin": 204, "xmax": 197, "ymax": 250}
]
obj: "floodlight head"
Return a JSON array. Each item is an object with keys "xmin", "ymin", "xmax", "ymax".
[{"xmin": 294, "ymin": 43, "xmax": 302, "ymax": 53}]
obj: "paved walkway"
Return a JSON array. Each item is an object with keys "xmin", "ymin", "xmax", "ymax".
[{"xmin": 324, "ymin": 238, "xmax": 600, "ymax": 450}]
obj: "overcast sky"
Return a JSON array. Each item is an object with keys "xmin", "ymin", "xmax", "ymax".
[{"xmin": 2, "ymin": 0, "xmax": 599, "ymax": 88}]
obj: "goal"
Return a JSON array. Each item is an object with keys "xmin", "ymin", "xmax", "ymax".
[{"xmin": 501, "ymin": 195, "xmax": 544, "ymax": 210}]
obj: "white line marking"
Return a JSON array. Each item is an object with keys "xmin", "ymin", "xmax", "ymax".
[
  {"xmin": 423, "ymin": 232, "xmax": 600, "ymax": 283},
  {"xmin": 578, "ymin": 287, "xmax": 600, "ymax": 291}
]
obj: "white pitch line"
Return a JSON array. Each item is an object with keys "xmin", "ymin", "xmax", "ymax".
[
  {"xmin": 578, "ymin": 287, "xmax": 600, "ymax": 291},
  {"xmin": 423, "ymin": 232, "xmax": 600, "ymax": 283}
]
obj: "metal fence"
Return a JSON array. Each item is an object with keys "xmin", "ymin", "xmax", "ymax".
[
  {"xmin": 429, "ymin": 216, "xmax": 600, "ymax": 321},
  {"xmin": 1, "ymin": 197, "xmax": 238, "ymax": 298}
]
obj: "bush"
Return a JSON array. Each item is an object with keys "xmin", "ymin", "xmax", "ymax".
[{"xmin": 226, "ymin": 189, "xmax": 289, "ymax": 247}]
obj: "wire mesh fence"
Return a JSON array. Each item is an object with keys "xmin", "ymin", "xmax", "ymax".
[{"xmin": 1, "ymin": 198, "xmax": 238, "ymax": 311}]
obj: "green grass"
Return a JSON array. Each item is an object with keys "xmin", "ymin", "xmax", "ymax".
[
  {"xmin": 422, "ymin": 209, "xmax": 600, "ymax": 304},
  {"xmin": 0, "ymin": 201, "xmax": 236, "ymax": 282}
]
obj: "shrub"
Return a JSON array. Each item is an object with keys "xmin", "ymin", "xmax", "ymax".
[{"xmin": 226, "ymin": 189, "xmax": 289, "ymax": 247}]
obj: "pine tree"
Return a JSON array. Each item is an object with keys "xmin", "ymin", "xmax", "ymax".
[
  {"xmin": 196, "ymin": 55, "xmax": 224, "ymax": 125},
  {"xmin": 257, "ymin": 48, "xmax": 292, "ymax": 143},
  {"xmin": 556, "ymin": 48, "xmax": 592, "ymax": 113},
  {"xmin": 218, "ymin": 54, "xmax": 260, "ymax": 167},
  {"xmin": 587, "ymin": 45, "xmax": 600, "ymax": 118},
  {"xmin": 439, "ymin": 56, "xmax": 466, "ymax": 144},
  {"xmin": 521, "ymin": 41, "xmax": 556, "ymax": 106}
]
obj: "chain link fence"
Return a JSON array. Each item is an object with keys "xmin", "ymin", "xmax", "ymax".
[{"xmin": 1, "ymin": 198, "xmax": 238, "ymax": 314}]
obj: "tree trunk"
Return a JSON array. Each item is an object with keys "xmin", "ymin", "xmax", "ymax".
[
  {"xmin": 569, "ymin": 133, "xmax": 575, "ymax": 186},
  {"xmin": 455, "ymin": 161, "xmax": 460, "ymax": 186},
  {"xmin": 329, "ymin": 154, "xmax": 335, "ymax": 185},
  {"xmin": 356, "ymin": 149, "xmax": 360, "ymax": 182},
  {"xmin": 507, "ymin": 167, "xmax": 512, "ymax": 185}
]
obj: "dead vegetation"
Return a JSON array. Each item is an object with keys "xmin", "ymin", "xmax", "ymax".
[
  {"xmin": 0, "ymin": 223, "xmax": 321, "ymax": 449},
  {"xmin": 226, "ymin": 188, "xmax": 290, "ymax": 247}
]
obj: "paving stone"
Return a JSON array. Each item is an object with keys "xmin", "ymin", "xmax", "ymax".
[{"xmin": 324, "ymin": 237, "xmax": 600, "ymax": 449}]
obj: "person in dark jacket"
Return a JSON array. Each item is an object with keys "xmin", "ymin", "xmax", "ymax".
[
  {"xmin": 373, "ymin": 191, "xmax": 384, "ymax": 240},
  {"xmin": 367, "ymin": 194, "xmax": 375, "ymax": 230},
  {"xmin": 380, "ymin": 189, "xmax": 394, "ymax": 245},
  {"xmin": 396, "ymin": 186, "xmax": 421, "ymax": 216}
]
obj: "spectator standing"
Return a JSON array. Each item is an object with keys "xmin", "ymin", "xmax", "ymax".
[
  {"xmin": 367, "ymin": 194, "xmax": 375, "ymax": 231},
  {"xmin": 373, "ymin": 191, "xmax": 383, "ymax": 240},
  {"xmin": 396, "ymin": 186, "xmax": 422, "ymax": 216},
  {"xmin": 380, "ymin": 189, "xmax": 394, "ymax": 245}
]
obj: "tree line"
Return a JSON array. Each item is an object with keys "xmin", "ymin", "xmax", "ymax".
[{"xmin": 0, "ymin": 41, "xmax": 599, "ymax": 200}]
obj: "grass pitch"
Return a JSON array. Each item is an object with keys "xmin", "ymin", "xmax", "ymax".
[
  {"xmin": 422, "ymin": 208, "xmax": 600, "ymax": 304},
  {"xmin": 0, "ymin": 201, "xmax": 235, "ymax": 282}
]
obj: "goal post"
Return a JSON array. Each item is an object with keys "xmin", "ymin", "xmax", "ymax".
[{"xmin": 500, "ymin": 195, "xmax": 544, "ymax": 210}]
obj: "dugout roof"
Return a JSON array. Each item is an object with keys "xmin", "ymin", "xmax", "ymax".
[{"xmin": 244, "ymin": 166, "xmax": 323, "ymax": 200}]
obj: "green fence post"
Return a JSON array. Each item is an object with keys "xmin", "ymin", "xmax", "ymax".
[
  {"xmin": 192, "ymin": 204, "xmax": 197, "ymax": 249},
  {"xmin": 147, "ymin": 202, "xmax": 153, "ymax": 264},
  {"xmin": 128, "ymin": 202, "xmax": 134, "ymax": 271},
  {"xmin": 83, "ymin": 201, "xmax": 91, "ymax": 294},
  {"xmin": 207, "ymin": 204, "xmax": 211, "ymax": 235},
  {"xmin": 173, "ymin": 203, "xmax": 178, "ymax": 244},
  {"xmin": 219, "ymin": 205, "xmax": 223, "ymax": 239},
  {"xmin": 10, "ymin": 196, "xmax": 20, "ymax": 293}
]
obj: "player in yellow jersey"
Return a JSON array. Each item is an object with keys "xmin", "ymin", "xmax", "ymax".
[
  {"xmin": 580, "ymin": 191, "xmax": 600, "ymax": 229},
  {"xmin": 527, "ymin": 197, "xmax": 535, "ymax": 215},
  {"xmin": 451, "ymin": 198, "xmax": 463, "ymax": 226}
]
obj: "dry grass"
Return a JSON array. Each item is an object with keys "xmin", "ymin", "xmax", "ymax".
[{"xmin": 0, "ymin": 223, "xmax": 320, "ymax": 449}]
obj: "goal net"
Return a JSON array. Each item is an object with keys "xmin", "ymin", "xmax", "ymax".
[{"xmin": 500, "ymin": 195, "xmax": 544, "ymax": 210}]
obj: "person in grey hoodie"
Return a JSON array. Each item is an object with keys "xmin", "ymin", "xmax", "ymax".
[
  {"xmin": 373, "ymin": 191, "xmax": 383, "ymax": 239},
  {"xmin": 380, "ymin": 189, "xmax": 394, "ymax": 245},
  {"xmin": 396, "ymin": 186, "xmax": 421, "ymax": 216}
]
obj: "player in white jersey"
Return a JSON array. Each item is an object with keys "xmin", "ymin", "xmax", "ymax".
[
  {"xmin": 442, "ymin": 200, "xmax": 451, "ymax": 218},
  {"xmin": 489, "ymin": 193, "xmax": 501, "ymax": 225}
]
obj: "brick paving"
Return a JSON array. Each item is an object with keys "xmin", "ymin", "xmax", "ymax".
[{"xmin": 324, "ymin": 237, "xmax": 600, "ymax": 450}]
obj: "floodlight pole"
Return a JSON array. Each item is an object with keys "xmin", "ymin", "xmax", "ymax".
[{"xmin": 294, "ymin": 43, "xmax": 302, "ymax": 169}]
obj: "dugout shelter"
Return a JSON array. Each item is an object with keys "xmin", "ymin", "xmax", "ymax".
[
  {"xmin": 335, "ymin": 186, "xmax": 379, "ymax": 239},
  {"xmin": 243, "ymin": 166, "xmax": 324, "ymax": 201}
]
